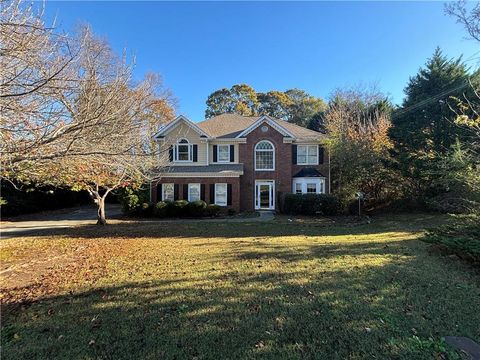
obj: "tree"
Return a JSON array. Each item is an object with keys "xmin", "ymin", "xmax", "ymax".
[
  {"xmin": 0, "ymin": 0, "xmax": 79, "ymax": 173},
  {"xmin": 389, "ymin": 48, "xmax": 474, "ymax": 195},
  {"xmin": 284, "ymin": 89, "xmax": 327, "ymax": 127},
  {"xmin": 445, "ymin": 0, "xmax": 480, "ymax": 42},
  {"xmin": 257, "ymin": 91, "xmax": 293, "ymax": 120},
  {"xmin": 204, "ymin": 84, "xmax": 326, "ymax": 127},
  {"xmin": 205, "ymin": 84, "xmax": 258, "ymax": 118},
  {"xmin": 324, "ymin": 88, "xmax": 397, "ymax": 206}
]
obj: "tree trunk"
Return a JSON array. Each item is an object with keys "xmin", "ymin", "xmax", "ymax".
[{"xmin": 97, "ymin": 196, "xmax": 107, "ymax": 225}]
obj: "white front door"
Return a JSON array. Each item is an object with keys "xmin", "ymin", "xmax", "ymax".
[{"xmin": 255, "ymin": 181, "xmax": 275, "ymax": 210}]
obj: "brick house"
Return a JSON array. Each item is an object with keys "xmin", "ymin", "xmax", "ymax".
[{"xmin": 151, "ymin": 113, "xmax": 330, "ymax": 212}]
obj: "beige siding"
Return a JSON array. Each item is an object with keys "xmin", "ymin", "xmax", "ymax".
[
  {"xmin": 160, "ymin": 122, "xmax": 208, "ymax": 166},
  {"xmin": 208, "ymin": 142, "xmax": 239, "ymax": 164}
]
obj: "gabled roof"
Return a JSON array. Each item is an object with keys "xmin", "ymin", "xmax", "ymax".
[
  {"xmin": 235, "ymin": 115, "xmax": 295, "ymax": 138},
  {"xmin": 153, "ymin": 115, "xmax": 211, "ymax": 139},
  {"xmin": 196, "ymin": 113, "xmax": 326, "ymax": 140}
]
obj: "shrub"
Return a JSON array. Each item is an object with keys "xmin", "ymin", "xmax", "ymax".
[
  {"xmin": 139, "ymin": 202, "xmax": 153, "ymax": 217},
  {"xmin": 154, "ymin": 201, "xmax": 169, "ymax": 218},
  {"xmin": 283, "ymin": 194, "xmax": 340, "ymax": 216},
  {"xmin": 187, "ymin": 200, "xmax": 207, "ymax": 217},
  {"xmin": 205, "ymin": 204, "xmax": 221, "ymax": 217},
  {"xmin": 422, "ymin": 215, "xmax": 480, "ymax": 264},
  {"xmin": 227, "ymin": 208, "xmax": 236, "ymax": 216},
  {"xmin": 425, "ymin": 193, "xmax": 480, "ymax": 214},
  {"xmin": 172, "ymin": 200, "xmax": 189, "ymax": 217},
  {"xmin": 118, "ymin": 187, "xmax": 149, "ymax": 215}
]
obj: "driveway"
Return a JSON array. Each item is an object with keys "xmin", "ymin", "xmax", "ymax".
[{"xmin": 1, "ymin": 204, "xmax": 123, "ymax": 238}]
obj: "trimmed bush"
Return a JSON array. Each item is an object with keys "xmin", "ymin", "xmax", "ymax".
[
  {"xmin": 283, "ymin": 194, "xmax": 340, "ymax": 216},
  {"xmin": 139, "ymin": 202, "xmax": 153, "ymax": 217},
  {"xmin": 118, "ymin": 187, "xmax": 149, "ymax": 215},
  {"xmin": 227, "ymin": 208, "xmax": 236, "ymax": 216},
  {"xmin": 172, "ymin": 200, "xmax": 189, "ymax": 217},
  {"xmin": 205, "ymin": 204, "xmax": 221, "ymax": 217},
  {"xmin": 187, "ymin": 200, "xmax": 207, "ymax": 217},
  {"xmin": 154, "ymin": 201, "xmax": 169, "ymax": 218}
]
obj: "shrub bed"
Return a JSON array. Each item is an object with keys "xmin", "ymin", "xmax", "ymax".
[
  {"xmin": 422, "ymin": 215, "xmax": 480, "ymax": 264},
  {"xmin": 283, "ymin": 194, "xmax": 340, "ymax": 216}
]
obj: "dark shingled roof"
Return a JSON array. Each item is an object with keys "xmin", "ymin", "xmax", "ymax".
[
  {"xmin": 159, "ymin": 164, "xmax": 244, "ymax": 174},
  {"xmin": 293, "ymin": 168, "xmax": 326, "ymax": 178}
]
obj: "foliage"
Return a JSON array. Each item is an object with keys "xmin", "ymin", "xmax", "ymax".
[
  {"xmin": 389, "ymin": 48, "xmax": 475, "ymax": 198},
  {"xmin": 205, "ymin": 204, "xmax": 221, "ymax": 217},
  {"xmin": 283, "ymin": 193, "xmax": 340, "ymax": 216},
  {"xmin": 423, "ymin": 215, "xmax": 480, "ymax": 263},
  {"xmin": 187, "ymin": 200, "xmax": 207, "ymax": 217},
  {"xmin": 153, "ymin": 201, "xmax": 170, "ymax": 218},
  {"xmin": 445, "ymin": 0, "xmax": 480, "ymax": 42},
  {"xmin": 118, "ymin": 187, "xmax": 149, "ymax": 215},
  {"xmin": 323, "ymin": 88, "xmax": 401, "ymax": 207},
  {"xmin": 205, "ymin": 84, "xmax": 326, "ymax": 127},
  {"xmin": 0, "ymin": 181, "xmax": 90, "ymax": 217},
  {"xmin": 172, "ymin": 200, "xmax": 189, "ymax": 217}
]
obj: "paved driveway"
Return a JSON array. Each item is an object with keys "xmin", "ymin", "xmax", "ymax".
[{"xmin": 1, "ymin": 204, "xmax": 123, "ymax": 238}]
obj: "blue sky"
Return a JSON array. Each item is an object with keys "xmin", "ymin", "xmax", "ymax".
[{"xmin": 44, "ymin": 1, "xmax": 478, "ymax": 121}]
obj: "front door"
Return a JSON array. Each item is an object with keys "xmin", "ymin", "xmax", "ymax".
[{"xmin": 255, "ymin": 181, "xmax": 274, "ymax": 210}]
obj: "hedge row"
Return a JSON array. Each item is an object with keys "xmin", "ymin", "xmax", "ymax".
[
  {"xmin": 283, "ymin": 193, "xmax": 340, "ymax": 216},
  {"xmin": 126, "ymin": 200, "xmax": 222, "ymax": 218}
]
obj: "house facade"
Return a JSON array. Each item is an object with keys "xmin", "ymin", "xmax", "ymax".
[{"xmin": 151, "ymin": 113, "xmax": 329, "ymax": 212}]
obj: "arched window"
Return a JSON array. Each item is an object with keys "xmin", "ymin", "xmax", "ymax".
[
  {"xmin": 176, "ymin": 138, "xmax": 192, "ymax": 161},
  {"xmin": 255, "ymin": 140, "xmax": 275, "ymax": 170}
]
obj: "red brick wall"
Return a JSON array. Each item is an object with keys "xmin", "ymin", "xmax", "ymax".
[
  {"xmin": 239, "ymin": 124, "xmax": 293, "ymax": 211},
  {"xmin": 238, "ymin": 123, "xmax": 330, "ymax": 212},
  {"xmin": 151, "ymin": 177, "xmax": 241, "ymax": 212}
]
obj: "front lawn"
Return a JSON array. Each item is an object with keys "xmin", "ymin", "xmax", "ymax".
[{"xmin": 1, "ymin": 214, "xmax": 479, "ymax": 359}]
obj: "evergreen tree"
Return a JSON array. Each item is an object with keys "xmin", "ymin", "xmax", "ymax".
[{"xmin": 390, "ymin": 48, "xmax": 474, "ymax": 195}]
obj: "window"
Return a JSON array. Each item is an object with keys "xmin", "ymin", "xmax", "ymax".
[
  {"xmin": 297, "ymin": 145, "xmax": 318, "ymax": 165},
  {"xmin": 217, "ymin": 145, "xmax": 230, "ymax": 162},
  {"xmin": 307, "ymin": 183, "xmax": 317, "ymax": 193},
  {"xmin": 162, "ymin": 183, "xmax": 174, "ymax": 201},
  {"xmin": 295, "ymin": 183, "xmax": 302, "ymax": 194},
  {"xmin": 215, "ymin": 183, "xmax": 227, "ymax": 206},
  {"xmin": 292, "ymin": 178, "xmax": 325, "ymax": 194},
  {"xmin": 175, "ymin": 138, "xmax": 192, "ymax": 162},
  {"xmin": 255, "ymin": 141, "xmax": 275, "ymax": 171},
  {"xmin": 188, "ymin": 183, "xmax": 200, "ymax": 202}
]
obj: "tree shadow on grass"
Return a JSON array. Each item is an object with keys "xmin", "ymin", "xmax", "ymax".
[{"xmin": 2, "ymin": 235, "xmax": 479, "ymax": 360}]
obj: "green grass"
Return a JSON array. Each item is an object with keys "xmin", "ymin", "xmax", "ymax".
[{"xmin": 1, "ymin": 213, "xmax": 479, "ymax": 359}]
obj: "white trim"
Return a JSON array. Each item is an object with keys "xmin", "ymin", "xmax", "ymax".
[
  {"xmin": 236, "ymin": 116, "xmax": 296, "ymax": 139},
  {"xmin": 216, "ymin": 144, "xmax": 231, "ymax": 163},
  {"xmin": 254, "ymin": 140, "xmax": 275, "ymax": 171},
  {"xmin": 187, "ymin": 183, "xmax": 201, "ymax": 202},
  {"xmin": 255, "ymin": 180, "xmax": 275, "ymax": 210},
  {"xmin": 296, "ymin": 144, "xmax": 319, "ymax": 165},
  {"xmin": 153, "ymin": 115, "xmax": 211, "ymax": 139},
  {"xmin": 214, "ymin": 183, "xmax": 228, "ymax": 206},
  {"xmin": 161, "ymin": 183, "xmax": 175, "ymax": 201},
  {"xmin": 292, "ymin": 178, "xmax": 326, "ymax": 194},
  {"xmin": 174, "ymin": 138, "xmax": 193, "ymax": 162}
]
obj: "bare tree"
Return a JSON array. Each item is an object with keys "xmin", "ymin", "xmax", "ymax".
[
  {"xmin": 26, "ymin": 28, "xmax": 175, "ymax": 224},
  {"xmin": 445, "ymin": 0, "xmax": 480, "ymax": 42}
]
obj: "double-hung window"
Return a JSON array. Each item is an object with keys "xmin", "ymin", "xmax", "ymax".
[
  {"xmin": 175, "ymin": 139, "xmax": 192, "ymax": 162},
  {"xmin": 162, "ymin": 183, "xmax": 174, "ymax": 201},
  {"xmin": 215, "ymin": 183, "xmax": 228, "ymax": 206},
  {"xmin": 188, "ymin": 183, "xmax": 201, "ymax": 202},
  {"xmin": 255, "ymin": 141, "xmax": 275, "ymax": 171},
  {"xmin": 297, "ymin": 145, "xmax": 318, "ymax": 165},
  {"xmin": 217, "ymin": 145, "xmax": 230, "ymax": 163}
]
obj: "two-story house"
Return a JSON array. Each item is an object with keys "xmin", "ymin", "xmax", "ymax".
[{"xmin": 151, "ymin": 113, "xmax": 329, "ymax": 212}]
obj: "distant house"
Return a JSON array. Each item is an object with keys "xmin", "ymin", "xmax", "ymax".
[{"xmin": 152, "ymin": 114, "xmax": 330, "ymax": 212}]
